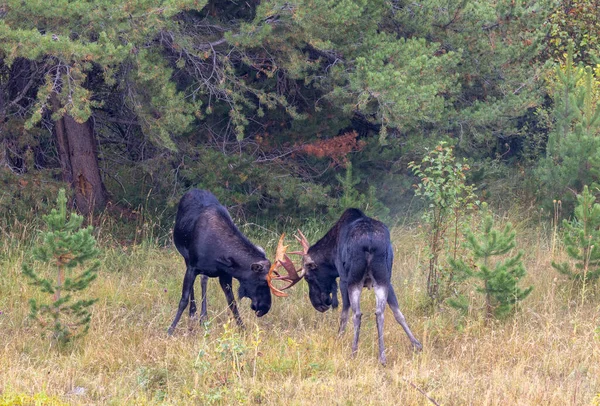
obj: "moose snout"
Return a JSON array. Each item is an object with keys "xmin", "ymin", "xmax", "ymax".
[
  {"xmin": 251, "ymin": 299, "xmax": 270, "ymax": 317},
  {"xmin": 314, "ymin": 293, "xmax": 332, "ymax": 312},
  {"xmin": 315, "ymin": 304, "xmax": 330, "ymax": 312}
]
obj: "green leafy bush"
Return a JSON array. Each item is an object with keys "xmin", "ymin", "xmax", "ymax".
[{"xmin": 409, "ymin": 142, "xmax": 479, "ymax": 304}]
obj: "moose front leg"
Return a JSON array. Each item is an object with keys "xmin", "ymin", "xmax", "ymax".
[
  {"xmin": 218, "ymin": 274, "xmax": 244, "ymax": 328},
  {"xmin": 331, "ymin": 279, "xmax": 339, "ymax": 309},
  {"xmin": 199, "ymin": 275, "xmax": 208, "ymax": 323},
  {"xmin": 168, "ymin": 266, "xmax": 197, "ymax": 335},
  {"xmin": 338, "ymin": 279, "xmax": 351, "ymax": 336}
]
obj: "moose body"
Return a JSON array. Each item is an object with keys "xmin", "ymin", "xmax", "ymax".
[
  {"xmin": 299, "ymin": 208, "xmax": 422, "ymax": 364},
  {"xmin": 167, "ymin": 189, "xmax": 272, "ymax": 335}
]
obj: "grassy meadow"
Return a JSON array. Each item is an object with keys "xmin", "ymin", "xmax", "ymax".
[{"xmin": 1, "ymin": 213, "xmax": 599, "ymax": 405}]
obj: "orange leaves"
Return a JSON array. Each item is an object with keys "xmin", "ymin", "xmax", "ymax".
[{"xmin": 299, "ymin": 131, "xmax": 365, "ymax": 167}]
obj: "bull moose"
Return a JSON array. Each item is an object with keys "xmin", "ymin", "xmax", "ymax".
[
  {"xmin": 168, "ymin": 189, "xmax": 281, "ymax": 335},
  {"xmin": 269, "ymin": 208, "xmax": 422, "ymax": 364}
]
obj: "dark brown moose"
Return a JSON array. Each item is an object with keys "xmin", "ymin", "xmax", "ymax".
[
  {"xmin": 269, "ymin": 208, "xmax": 422, "ymax": 364},
  {"xmin": 168, "ymin": 189, "xmax": 282, "ymax": 334}
]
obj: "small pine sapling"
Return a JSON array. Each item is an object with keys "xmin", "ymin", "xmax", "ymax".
[
  {"xmin": 552, "ymin": 186, "xmax": 600, "ymax": 303},
  {"xmin": 329, "ymin": 161, "xmax": 390, "ymax": 221},
  {"xmin": 22, "ymin": 189, "xmax": 100, "ymax": 345},
  {"xmin": 449, "ymin": 203, "xmax": 532, "ymax": 321}
]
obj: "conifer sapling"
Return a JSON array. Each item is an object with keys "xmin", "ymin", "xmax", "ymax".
[
  {"xmin": 449, "ymin": 203, "xmax": 532, "ymax": 320},
  {"xmin": 22, "ymin": 189, "xmax": 100, "ymax": 344},
  {"xmin": 552, "ymin": 185, "xmax": 600, "ymax": 286}
]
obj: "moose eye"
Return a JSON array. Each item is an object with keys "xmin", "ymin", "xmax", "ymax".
[{"xmin": 307, "ymin": 262, "xmax": 317, "ymax": 271}]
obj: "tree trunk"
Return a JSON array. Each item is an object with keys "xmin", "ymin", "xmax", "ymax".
[
  {"xmin": 52, "ymin": 93, "xmax": 107, "ymax": 215},
  {"xmin": 64, "ymin": 115, "xmax": 106, "ymax": 214},
  {"xmin": 0, "ymin": 89, "xmax": 6, "ymax": 170},
  {"xmin": 51, "ymin": 96, "xmax": 73, "ymax": 185},
  {"xmin": 0, "ymin": 139, "xmax": 7, "ymax": 170}
]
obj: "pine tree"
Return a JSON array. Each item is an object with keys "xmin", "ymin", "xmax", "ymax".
[
  {"xmin": 536, "ymin": 42, "xmax": 600, "ymax": 211},
  {"xmin": 329, "ymin": 161, "xmax": 390, "ymax": 221},
  {"xmin": 22, "ymin": 189, "xmax": 100, "ymax": 345},
  {"xmin": 449, "ymin": 203, "xmax": 532, "ymax": 320},
  {"xmin": 552, "ymin": 186, "xmax": 600, "ymax": 286}
]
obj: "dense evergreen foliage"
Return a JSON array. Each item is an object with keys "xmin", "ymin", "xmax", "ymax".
[
  {"xmin": 536, "ymin": 43, "xmax": 600, "ymax": 211},
  {"xmin": 1, "ymin": 0, "xmax": 600, "ymax": 233}
]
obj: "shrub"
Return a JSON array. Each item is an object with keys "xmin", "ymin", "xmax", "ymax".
[{"xmin": 409, "ymin": 142, "xmax": 478, "ymax": 304}]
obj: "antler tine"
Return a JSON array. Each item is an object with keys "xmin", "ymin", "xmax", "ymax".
[
  {"xmin": 289, "ymin": 229, "xmax": 310, "ymax": 256},
  {"xmin": 297, "ymin": 229, "xmax": 310, "ymax": 252}
]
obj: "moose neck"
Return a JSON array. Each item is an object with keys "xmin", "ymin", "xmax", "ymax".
[{"xmin": 309, "ymin": 222, "xmax": 343, "ymax": 270}]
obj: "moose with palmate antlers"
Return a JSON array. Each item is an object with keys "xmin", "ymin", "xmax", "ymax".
[
  {"xmin": 167, "ymin": 189, "xmax": 275, "ymax": 334},
  {"xmin": 269, "ymin": 208, "xmax": 422, "ymax": 364}
]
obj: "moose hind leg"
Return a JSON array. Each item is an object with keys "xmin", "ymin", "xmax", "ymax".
[
  {"xmin": 387, "ymin": 285, "xmax": 422, "ymax": 351},
  {"xmin": 168, "ymin": 267, "xmax": 196, "ymax": 335},
  {"xmin": 374, "ymin": 283, "xmax": 389, "ymax": 364},
  {"xmin": 348, "ymin": 284, "xmax": 363, "ymax": 356},
  {"xmin": 219, "ymin": 274, "xmax": 244, "ymax": 328}
]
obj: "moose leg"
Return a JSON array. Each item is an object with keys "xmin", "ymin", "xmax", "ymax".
[
  {"xmin": 189, "ymin": 283, "xmax": 197, "ymax": 319},
  {"xmin": 218, "ymin": 274, "xmax": 244, "ymax": 328},
  {"xmin": 199, "ymin": 275, "xmax": 208, "ymax": 323},
  {"xmin": 387, "ymin": 285, "xmax": 422, "ymax": 351},
  {"xmin": 168, "ymin": 267, "xmax": 197, "ymax": 335},
  {"xmin": 374, "ymin": 283, "xmax": 389, "ymax": 364},
  {"xmin": 338, "ymin": 280, "xmax": 351, "ymax": 336},
  {"xmin": 348, "ymin": 284, "xmax": 363, "ymax": 356},
  {"xmin": 189, "ymin": 275, "xmax": 208, "ymax": 324},
  {"xmin": 331, "ymin": 280, "xmax": 339, "ymax": 309}
]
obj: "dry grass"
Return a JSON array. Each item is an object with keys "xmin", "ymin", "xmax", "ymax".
[{"xmin": 1, "ymin": 220, "xmax": 599, "ymax": 405}]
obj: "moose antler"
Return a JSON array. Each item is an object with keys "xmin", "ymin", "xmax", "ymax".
[
  {"xmin": 289, "ymin": 229, "xmax": 310, "ymax": 256},
  {"xmin": 267, "ymin": 233, "xmax": 306, "ymax": 297}
]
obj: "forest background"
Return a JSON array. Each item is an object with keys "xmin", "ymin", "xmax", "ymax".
[
  {"xmin": 2, "ymin": 0, "xmax": 599, "ymax": 231},
  {"xmin": 3, "ymin": 1, "xmax": 600, "ymax": 405}
]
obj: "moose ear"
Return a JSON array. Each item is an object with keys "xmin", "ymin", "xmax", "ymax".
[{"xmin": 251, "ymin": 263, "xmax": 264, "ymax": 272}]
